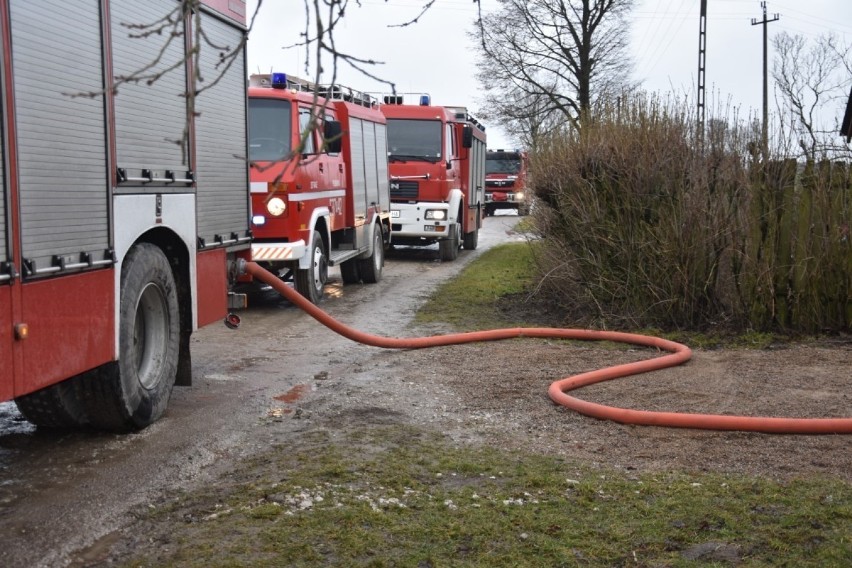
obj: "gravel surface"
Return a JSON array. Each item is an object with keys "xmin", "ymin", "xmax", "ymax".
[{"xmin": 304, "ymin": 337, "xmax": 852, "ymax": 481}]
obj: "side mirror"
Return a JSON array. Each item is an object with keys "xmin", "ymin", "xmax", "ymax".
[
  {"xmin": 323, "ymin": 120, "xmax": 343, "ymax": 153},
  {"xmin": 462, "ymin": 124, "xmax": 473, "ymax": 149}
]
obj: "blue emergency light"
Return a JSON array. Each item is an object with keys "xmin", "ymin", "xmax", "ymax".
[
  {"xmin": 419, "ymin": 95, "xmax": 430, "ymax": 106},
  {"xmin": 271, "ymin": 73, "xmax": 288, "ymax": 89}
]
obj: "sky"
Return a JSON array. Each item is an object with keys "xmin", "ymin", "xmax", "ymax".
[{"xmin": 244, "ymin": 0, "xmax": 852, "ymax": 149}]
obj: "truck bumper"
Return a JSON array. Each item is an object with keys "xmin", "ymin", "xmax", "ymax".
[{"xmin": 389, "ymin": 203, "xmax": 450, "ymax": 240}]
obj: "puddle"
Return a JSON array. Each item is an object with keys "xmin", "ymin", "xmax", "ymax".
[{"xmin": 274, "ymin": 383, "xmax": 310, "ymax": 403}]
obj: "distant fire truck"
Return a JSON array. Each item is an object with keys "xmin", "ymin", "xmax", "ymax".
[
  {"xmin": 247, "ymin": 73, "xmax": 391, "ymax": 304},
  {"xmin": 378, "ymin": 95, "xmax": 486, "ymax": 261},
  {"xmin": 1, "ymin": 0, "xmax": 251, "ymax": 430},
  {"xmin": 485, "ymin": 149, "xmax": 531, "ymax": 216}
]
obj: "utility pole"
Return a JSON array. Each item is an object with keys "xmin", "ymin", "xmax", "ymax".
[
  {"xmin": 697, "ymin": 0, "xmax": 707, "ymax": 147},
  {"xmin": 751, "ymin": 1, "xmax": 779, "ymax": 157}
]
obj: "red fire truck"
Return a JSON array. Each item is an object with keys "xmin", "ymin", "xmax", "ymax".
[
  {"xmin": 247, "ymin": 74, "xmax": 391, "ymax": 304},
  {"xmin": 1, "ymin": 0, "xmax": 250, "ymax": 431},
  {"xmin": 378, "ymin": 95, "xmax": 486, "ymax": 261},
  {"xmin": 485, "ymin": 149, "xmax": 531, "ymax": 216}
]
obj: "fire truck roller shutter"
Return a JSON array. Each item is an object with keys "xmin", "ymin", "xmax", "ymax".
[
  {"xmin": 375, "ymin": 123, "xmax": 390, "ymax": 212},
  {"xmin": 11, "ymin": 0, "xmax": 109, "ymax": 275},
  {"xmin": 362, "ymin": 119, "xmax": 379, "ymax": 219},
  {"xmin": 111, "ymin": 0, "xmax": 189, "ymax": 191},
  {"xmin": 0, "ymin": 82, "xmax": 6, "ymax": 275},
  {"xmin": 349, "ymin": 118, "xmax": 368, "ymax": 222},
  {"xmin": 194, "ymin": 10, "xmax": 250, "ymax": 247}
]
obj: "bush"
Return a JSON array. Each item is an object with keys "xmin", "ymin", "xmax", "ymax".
[{"xmin": 528, "ymin": 93, "xmax": 850, "ymax": 333}]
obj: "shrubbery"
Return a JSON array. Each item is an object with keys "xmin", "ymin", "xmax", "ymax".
[{"xmin": 528, "ymin": 94, "xmax": 850, "ymax": 333}]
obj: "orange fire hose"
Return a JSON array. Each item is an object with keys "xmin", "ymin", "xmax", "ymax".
[{"xmin": 244, "ymin": 261, "xmax": 852, "ymax": 434}]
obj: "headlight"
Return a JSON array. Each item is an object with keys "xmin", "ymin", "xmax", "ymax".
[
  {"xmin": 267, "ymin": 197, "xmax": 286, "ymax": 216},
  {"xmin": 425, "ymin": 209, "xmax": 446, "ymax": 220},
  {"xmin": 514, "ymin": 192, "xmax": 524, "ymax": 200}
]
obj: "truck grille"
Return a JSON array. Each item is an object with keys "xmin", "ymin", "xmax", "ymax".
[{"xmin": 390, "ymin": 180, "xmax": 419, "ymax": 199}]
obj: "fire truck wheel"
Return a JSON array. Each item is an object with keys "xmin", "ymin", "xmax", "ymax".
[
  {"xmin": 340, "ymin": 259, "xmax": 360, "ymax": 284},
  {"xmin": 463, "ymin": 226, "xmax": 479, "ymax": 251},
  {"xmin": 358, "ymin": 226, "xmax": 384, "ymax": 284},
  {"xmin": 439, "ymin": 222, "xmax": 461, "ymax": 261},
  {"xmin": 295, "ymin": 230, "xmax": 327, "ymax": 304},
  {"xmin": 14, "ymin": 375, "xmax": 89, "ymax": 429},
  {"xmin": 77, "ymin": 243, "xmax": 180, "ymax": 432}
]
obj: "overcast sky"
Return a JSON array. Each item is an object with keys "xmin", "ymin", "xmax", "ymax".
[{"xmin": 245, "ymin": 0, "xmax": 852, "ymax": 149}]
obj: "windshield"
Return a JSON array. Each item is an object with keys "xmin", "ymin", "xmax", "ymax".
[
  {"xmin": 486, "ymin": 154, "xmax": 521, "ymax": 175},
  {"xmin": 249, "ymin": 98, "xmax": 292, "ymax": 161},
  {"xmin": 386, "ymin": 119, "xmax": 442, "ymax": 161}
]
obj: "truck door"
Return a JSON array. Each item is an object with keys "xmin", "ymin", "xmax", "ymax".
[
  {"xmin": 294, "ymin": 105, "xmax": 340, "ymax": 234},
  {"xmin": 317, "ymin": 109, "xmax": 346, "ymax": 231}
]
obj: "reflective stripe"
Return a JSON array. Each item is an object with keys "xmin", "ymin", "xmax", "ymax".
[
  {"xmin": 250, "ymin": 181, "xmax": 268, "ymax": 193},
  {"xmin": 252, "ymin": 246, "xmax": 295, "ymax": 261},
  {"xmin": 288, "ymin": 189, "xmax": 346, "ymax": 201}
]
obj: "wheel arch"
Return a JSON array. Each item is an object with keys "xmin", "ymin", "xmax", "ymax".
[
  {"xmin": 299, "ymin": 209, "xmax": 331, "ymax": 270},
  {"xmin": 446, "ymin": 188, "xmax": 465, "ymax": 224}
]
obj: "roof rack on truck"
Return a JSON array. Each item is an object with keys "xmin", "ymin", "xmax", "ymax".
[{"xmin": 249, "ymin": 73, "xmax": 376, "ymax": 108}]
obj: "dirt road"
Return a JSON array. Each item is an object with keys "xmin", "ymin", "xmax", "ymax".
[{"xmin": 0, "ymin": 214, "xmax": 523, "ymax": 568}]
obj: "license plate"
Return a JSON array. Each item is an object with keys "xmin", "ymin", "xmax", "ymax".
[{"xmin": 391, "ymin": 210, "xmax": 400, "ymax": 218}]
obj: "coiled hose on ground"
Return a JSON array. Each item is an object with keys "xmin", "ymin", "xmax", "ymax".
[{"xmin": 245, "ymin": 261, "xmax": 852, "ymax": 435}]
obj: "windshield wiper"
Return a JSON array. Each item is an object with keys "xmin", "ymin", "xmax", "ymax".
[{"xmin": 389, "ymin": 154, "xmax": 439, "ymax": 163}]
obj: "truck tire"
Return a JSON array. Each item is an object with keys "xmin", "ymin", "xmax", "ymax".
[
  {"xmin": 340, "ymin": 259, "xmax": 360, "ymax": 284},
  {"xmin": 295, "ymin": 230, "xmax": 327, "ymax": 304},
  {"xmin": 439, "ymin": 221, "xmax": 460, "ymax": 261},
  {"xmin": 463, "ymin": 227, "xmax": 478, "ymax": 250},
  {"xmin": 77, "ymin": 243, "xmax": 180, "ymax": 431},
  {"xmin": 358, "ymin": 225, "xmax": 384, "ymax": 284},
  {"xmin": 14, "ymin": 376, "xmax": 88, "ymax": 429}
]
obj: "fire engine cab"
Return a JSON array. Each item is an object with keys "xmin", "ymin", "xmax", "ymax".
[
  {"xmin": 485, "ymin": 149, "xmax": 530, "ymax": 216},
  {"xmin": 248, "ymin": 73, "xmax": 391, "ymax": 303},
  {"xmin": 379, "ymin": 95, "xmax": 486, "ymax": 261},
  {"xmin": 1, "ymin": 0, "xmax": 250, "ymax": 431}
]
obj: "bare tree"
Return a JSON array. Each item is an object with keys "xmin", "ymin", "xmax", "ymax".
[
  {"xmin": 772, "ymin": 31, "xmax": 852, "ymax": 159},
  {"xmin": 472, "ymin": 0, "xmax": 635, "ymax": 139},
  {"xmin": 477, "ymin": 90, "xmax": 565, "ymax": 149}
]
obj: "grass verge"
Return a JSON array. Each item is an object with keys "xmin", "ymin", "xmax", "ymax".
[
  {"xmin": 417, "ymin": 241, "xmax": 797, "ymax": 349},
  {"xmin": 121, "ymin": 425, "xmax": 851, "ymax": 567},
  {"xmin": 416, "ymin": 242, "xmax": 538, "ymax": 330}
]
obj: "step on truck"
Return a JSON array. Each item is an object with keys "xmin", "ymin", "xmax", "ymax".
[
  {"xmin": 378, "ymin": 95, "xmax": 487, "ymax": 261},
  {"xmin": 0, "ymin": 0, "xmax": 251, "ymax": 431},
  {"xmin": 247, "ymin": 73, "xmax": 392, "ymax": 304},
  {"xmin": 485, "ymin": 149, "xmax": 531, "ymax": 216}
]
